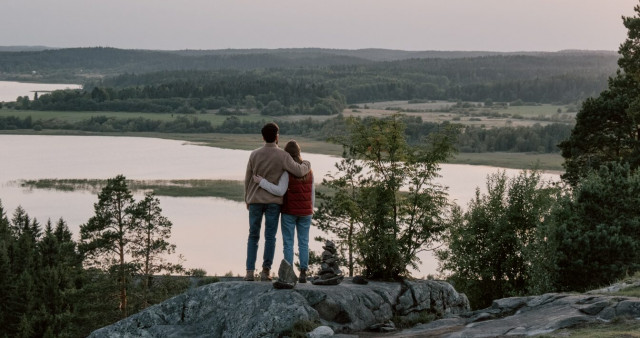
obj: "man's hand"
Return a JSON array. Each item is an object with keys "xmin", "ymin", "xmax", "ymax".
[{"xmin": 253, "ymin": 175, "xmax": 263, "ymax": 184}]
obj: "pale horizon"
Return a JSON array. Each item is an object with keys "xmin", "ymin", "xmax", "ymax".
[{"xmin": 1, "ymin": 0, "xmax": 638, "ymax": 52}]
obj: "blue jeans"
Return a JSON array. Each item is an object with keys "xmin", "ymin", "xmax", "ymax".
[
  {"xmin": 280, "ymin": 213, "xmax": 312, "ymax": 270},
  {"xmin": 246, "ymin": 203, "xmax": 280, "ymax": 271}
]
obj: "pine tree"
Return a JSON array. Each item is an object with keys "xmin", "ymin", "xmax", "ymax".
[
  {"xmin": 80, "ymin": 175, "xmax": 136, "ymax": 317},
  {"xmin": 560, "ymin": 5, "xmax": 640, "ymax": 185},
  {"xmin": 130, "ymin": 192, "xmax": 181, "ymax": 309}
]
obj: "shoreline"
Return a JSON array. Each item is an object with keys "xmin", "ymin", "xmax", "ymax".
[{"xmin": 0, "ymin": 130, "xmax": 565, "ymax": 172}]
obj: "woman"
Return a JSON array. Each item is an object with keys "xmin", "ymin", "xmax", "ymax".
[{"xmin": 253, "ymin": 140, "xmax": 314, "ymax": 283}]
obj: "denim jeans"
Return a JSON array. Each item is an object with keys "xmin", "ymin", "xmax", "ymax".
[
  {"xmin": 280, "ymin": 213, "xmax": 312, "ymax": 270},
  {"xmin": 246, "ymin": 203, "xmax": 280, "ymax": 271}
]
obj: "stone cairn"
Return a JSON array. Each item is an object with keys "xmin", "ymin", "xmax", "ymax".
[{"xmin": 311, "ymin": 240, "xmax": 344, "ymax": 285}]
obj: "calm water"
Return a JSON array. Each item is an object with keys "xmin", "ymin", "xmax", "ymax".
[
  {"xmin": 0, "ymin": 134, "xmax": 560, "ymax": 276},
  {"xmin": 0, "ymin": 81, "xmax": 83, "ymax": 102}
]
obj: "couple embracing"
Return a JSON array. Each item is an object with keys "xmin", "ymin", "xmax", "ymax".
[{"xmin": 243, "ymin": 122, "xmax": 314, "ymax": 283}]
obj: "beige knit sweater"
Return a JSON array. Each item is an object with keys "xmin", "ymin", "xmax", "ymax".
[{"xmin": 244, "ymin": 142, "xmax": 311, "ymax": 205}]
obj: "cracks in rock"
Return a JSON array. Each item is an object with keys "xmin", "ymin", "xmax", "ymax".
[{"xmin": 180, "ymin": 302, "xmax": 186, "ymax": 323}]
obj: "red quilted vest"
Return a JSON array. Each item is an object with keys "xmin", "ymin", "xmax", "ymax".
[{"xmin": 281, "ymin": 171, "xmax": 313, "ymax": 216}]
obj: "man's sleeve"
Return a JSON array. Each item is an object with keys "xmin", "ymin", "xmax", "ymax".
[
  {"xmin": 283, "ymin": 155, "xmax": 310, "ymax": 177},
  {"xmin": 244, "ymin": 157, "xmax": 253, "ymax": 203}
]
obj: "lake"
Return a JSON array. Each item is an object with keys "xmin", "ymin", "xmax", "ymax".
[
  {"xmin": 0, "ymin": 80, "xmax": 83, "ymax": 102},
  {"xmin": 0, "ymin": 134, "xmax": 560, "ymax": 277}
]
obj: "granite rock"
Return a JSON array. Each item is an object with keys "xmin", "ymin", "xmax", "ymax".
[
  {"xmin": 89, "ymin": 279, "xmax": 469, "ymax": 337},
  {"xmin": 273, "ymin": 259, "xmax": 297, "ymax": 290},
  {"xmin": 389, "ymin": 293, "xmax": 640, "ymax": 337}
]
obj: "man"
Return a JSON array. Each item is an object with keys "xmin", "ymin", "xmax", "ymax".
[{"xmin": 244, "ymin": 122, "xmax": 311, "ymax": 281}]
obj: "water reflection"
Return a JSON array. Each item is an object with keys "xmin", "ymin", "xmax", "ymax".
[
  {"xmin": 0, "ymin": 81, "xmax": 82, "ymax": 102},
  {"xmin": 0, "ymin": 135, "xmax": 559, "ymax": 276}
]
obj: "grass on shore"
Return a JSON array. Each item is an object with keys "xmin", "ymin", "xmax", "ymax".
[
  {"xmin": 19, "ymin": 178, "xmax": 334, "ymax": 203},
  {"xmin": 450, "ymin": 152, "xmax": 565, "ymax": 172},
  {"xmin": 19, "ymin": 179, "xmax": 246, "ymax": 202}
]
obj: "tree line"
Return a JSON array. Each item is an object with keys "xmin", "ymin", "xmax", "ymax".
[
  {"xmin": 0, "ymin": 176, "xmax": 201, "ymax": 337},
  {"xmin": 92, "ymin": 53, "xmax": 614, "ymax": 106},
  {"xmin": 9, "ymin": 75, "xmax": 347, "ymax": 116}
]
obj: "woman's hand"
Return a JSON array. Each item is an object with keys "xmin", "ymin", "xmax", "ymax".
[{"xmin": 253, "ymin": 175, "xmax": 263, "ymax": 184}]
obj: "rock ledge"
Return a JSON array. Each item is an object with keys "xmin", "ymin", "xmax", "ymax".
[
  {"xmin": 89, "ymin": 278, "xmax": 469, "ymax": 337},
  {"xmin": 396, "ymin": 293, "xmax": 640, "ymax": 337}
]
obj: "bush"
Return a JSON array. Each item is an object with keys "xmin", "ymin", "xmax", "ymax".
[
  {"xmin": 187, "ymin": 268, "xmax": 207, "ymax": 277},
  {"xmin": 316, "ymin": 116, "xmax": 458, "ymax": 279},
  {"xmin": 548, "ymin": 163, "xmax": 640, "ymax": 292},
  {"xmin": 437, "ymin": 170, "xmax": 559, "ymax": 308},
  {"xmin": 196, "ymin": 276, "xmax": 220, "ymax": 286}
]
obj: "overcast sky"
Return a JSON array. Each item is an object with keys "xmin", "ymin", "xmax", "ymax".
[{"xmin": 2, "ymin": 0, "xmax": 638, "ymax": 51}]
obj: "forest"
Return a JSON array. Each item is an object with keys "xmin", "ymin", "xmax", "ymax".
[
  {"xmin": 0, "ymin": 176, "xmax": 214, "ymax": 337},
  {"xmin": 0, "ymin": 48, "xmax": 617, "ymax": 110}
]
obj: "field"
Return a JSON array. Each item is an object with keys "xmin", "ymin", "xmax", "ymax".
[
  {"xmin": 0, "ymin": 108, "xmax": 267, "ymax": 124},
  {"xmin": 344, "ymin": 100, "xmax": 576, "ymax": 128}
]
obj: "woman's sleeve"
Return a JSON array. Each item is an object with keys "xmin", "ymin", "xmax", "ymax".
[{"xmin": 258, "ymin": 171, "xmax": 289, "ymax": 196}]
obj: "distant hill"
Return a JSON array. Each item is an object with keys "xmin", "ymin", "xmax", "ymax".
[
  {"xmin": 169, "ymin": 48, "xmax": 618, "ymax": 62},
  {"xmin": 0, "ymin": 47, "xmax": 373, "ymax": 77},
  {"xmin": 0, "ymin": 47, "xmax": 619, "ymax": 78},
  {"xmin": 0, "ymin": 46, "xmax": 55, "ymax": 52}
]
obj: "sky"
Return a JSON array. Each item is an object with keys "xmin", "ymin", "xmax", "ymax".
[{"xmin": 1, "ymin": 0, "xmax": 638, "ymax": 52}]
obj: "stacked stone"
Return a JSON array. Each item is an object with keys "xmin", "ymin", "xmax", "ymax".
[{"xmin": 311, "ymin": 240, "xmax": 344, "ymax": 285}]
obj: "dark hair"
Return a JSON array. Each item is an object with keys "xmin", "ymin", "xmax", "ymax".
[{"xmin": 261, "ymin": 122, "xmax": 279, "ymax": 143}]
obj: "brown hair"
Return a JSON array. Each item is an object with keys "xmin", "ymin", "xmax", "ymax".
[
  {"xmin": 284, "ymin": 140, "xmax": 302, "ymax": 163},
  {"xmin": 285, "ymin": 139, "xmax": 311, "ymax": 181}
]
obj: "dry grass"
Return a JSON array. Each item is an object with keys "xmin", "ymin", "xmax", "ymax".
[{"xmin": 541, "ymin": 318, "xmax": 640, "ymax": 337}]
